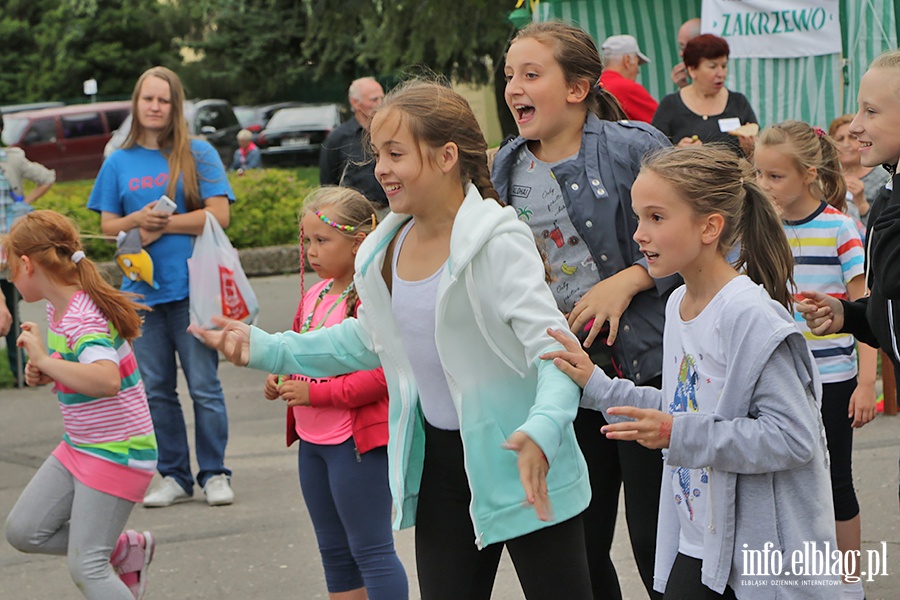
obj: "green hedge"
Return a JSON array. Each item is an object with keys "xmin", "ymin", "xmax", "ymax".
[{"xmin": 30, "ymin": 167, "xmax": 320, "ymax": 262}]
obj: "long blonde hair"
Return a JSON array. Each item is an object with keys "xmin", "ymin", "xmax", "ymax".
[
  {"xmin": 124, "ymin": 66, "xmax": 202, "ymax": 211},
  {"xmin": 642, "ymin": 146, "xmax": 794, "ymax": 310},
  {"xmin": 4, "ymin": 211, "xmax": 147, "ymax": 340}
]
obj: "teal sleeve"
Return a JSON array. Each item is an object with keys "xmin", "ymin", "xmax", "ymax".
[
  {"xmin": 247, "ymin": 318, "xmax": 382, "ymax": 376},
  {"xmin": 515, "ymin": 351, "xmax": 582, "ymax": 464}
]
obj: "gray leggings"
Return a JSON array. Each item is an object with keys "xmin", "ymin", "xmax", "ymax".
[{"xmin": 5, "ymin": 455, "xmax": 135, "ymax": 599}]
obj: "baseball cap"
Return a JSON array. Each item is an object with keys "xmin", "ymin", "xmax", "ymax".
[{"xmin": 601, "ymin": 35, "xmax": 651, "ymax": 64}]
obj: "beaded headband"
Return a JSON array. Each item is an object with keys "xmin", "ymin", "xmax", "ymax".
[{"xmin": 315, "ymin": 210, "xmax": 377, "ymax": 233}]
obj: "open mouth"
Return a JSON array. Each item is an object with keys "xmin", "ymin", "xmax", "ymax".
[
  {"xmin": 858, "ymin": 141, "xmax": 872, "ymax": 149},
  {"xmin": 514, "ymin": 104, "xmax": 535, "ymax": 121},
  {"xmin": 643, "ymin": 250, "xmax": 659, "ymax": 261},
  {"xmin": 383, "ymin": 183, "xmax": 402, "ymax": 195}
]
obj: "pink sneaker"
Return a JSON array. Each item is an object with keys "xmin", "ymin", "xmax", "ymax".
[{"xmin": 111, "ymin": 529, "xmax": 155, "ymax": 600}]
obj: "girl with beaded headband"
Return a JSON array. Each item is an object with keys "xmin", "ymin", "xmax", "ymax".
[
  {"xmin": 4, "ymin": 210, "xmax": 158, "ymax": 599},
  {"xmin": 193, "ymin": 79, "xmax": 595, "ymax": 599},
  {"xmin": 265, "ymin": 186, "xmax": 407, "ymax": 600}
]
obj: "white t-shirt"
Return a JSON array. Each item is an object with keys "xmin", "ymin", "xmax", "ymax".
[{"xmin": 663, "ymin": 277, "xmax": 750, "ymax": 558}]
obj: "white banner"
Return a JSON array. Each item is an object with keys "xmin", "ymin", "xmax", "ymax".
[{"xmin": 701, "ymin": 0, "xmax": 841, "ymax": 59}]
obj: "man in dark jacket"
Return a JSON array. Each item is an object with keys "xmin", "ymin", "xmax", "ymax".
[{"xmin": 318, "ymin": 77, "xmax": 387, "ymax": 210}]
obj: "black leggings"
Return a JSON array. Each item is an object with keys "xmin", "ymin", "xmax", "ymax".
[
  {"xmin": 820, "ymin": 378, "xmax": 860, "ymax": 521},
  {"xmin": 576, "ymin": 376, "xmax": 664, "ymax": 600},
  {"xmin": 414, "ymin": 421, "xmax": 593, "ymax": 600},
  {"xmin": 664, "ymin": 553, "xmax": 737, "ymax": 599}
]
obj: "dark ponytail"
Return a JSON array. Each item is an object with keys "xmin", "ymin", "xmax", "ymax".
[
  {"xmin": 736, "ymin": 180, "xmax": 794, "ymax": 311},
  {"xmin": 642, "ymin": 145, "xmax": 794, "ymax": 311}
]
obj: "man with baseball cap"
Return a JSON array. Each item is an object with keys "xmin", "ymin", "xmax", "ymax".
[{"xmin": 599, "ymin": 34, "xmax": 658, "ymax": 122}]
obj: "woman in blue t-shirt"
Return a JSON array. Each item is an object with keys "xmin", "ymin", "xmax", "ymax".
[{"xmin": 88, "ymin": 66, "xmax": 237, "ymax": 509}]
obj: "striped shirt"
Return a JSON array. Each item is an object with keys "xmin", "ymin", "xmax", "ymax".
[
  {"xmin": 784, "ymin": 202, "xmax": 865, "ymax": 383},
  {"xmin": 48, "ymin": 291, "xmax": 156, "ymax": 502}
]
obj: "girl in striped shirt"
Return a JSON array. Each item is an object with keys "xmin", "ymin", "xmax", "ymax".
[
  {"xmin": 755, "ymin": 122, "xmax": 875, "ymax": 600},
  {"xmin": 4, "ymin": 210, "xmax": 157, "ymax": 600}
]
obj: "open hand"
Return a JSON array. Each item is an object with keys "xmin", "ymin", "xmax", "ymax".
[
  {"xmin": 188, "ymin": 316, "xmax": 251, "ymax": 366},
  {"xmin": 540, "ymin": 328, "xmax": 595, "ymax": 388},
  {"xmin": 503, "ymin": 431, "xmax": 553, "ymax": 522},
  {"xmin": 602, "ymin": 406, "xmax": 673, "ymax": 449}
]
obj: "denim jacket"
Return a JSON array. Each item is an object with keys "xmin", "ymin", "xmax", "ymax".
[{"xmin": 492, "ymin": 114, "xmax": 675, "ymax": 384}]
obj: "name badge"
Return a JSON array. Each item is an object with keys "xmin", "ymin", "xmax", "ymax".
[{"xmin": 718, "ymin": 117, "xmax": 741, "ymax": 133}]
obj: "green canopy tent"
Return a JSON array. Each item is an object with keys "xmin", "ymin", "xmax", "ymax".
[{"xmin": 532, "ymin": 0, "xmax": 897, "ymax": 127}]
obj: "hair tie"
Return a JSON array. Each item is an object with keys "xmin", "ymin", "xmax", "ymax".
[
  {"xmin": 813, "ymin": 126, "xmax": 826, "ymax": 139},
  {"xmin": 72, "ymin": 250, "xmax": 85, "ymax": 264},
  {"xmin": 316, "ymin": 210, "xmax": 356, "ymax": 232},
  {"xmin": 596, "ymin": 77, "xmax": 604, "ymax": 90}
]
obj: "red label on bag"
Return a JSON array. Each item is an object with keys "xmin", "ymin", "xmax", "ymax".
[{"xmin": 219, "ymin": 265, "xmax": 250, "ymax": 321}]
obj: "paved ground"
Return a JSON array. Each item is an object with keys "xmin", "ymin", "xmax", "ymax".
[{"xmin": 1, "ymin": 273, "xmax": 899, "ymax": 599}]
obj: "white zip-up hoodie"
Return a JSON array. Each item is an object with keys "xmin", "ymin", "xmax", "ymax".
[{"xmin": 248, "ymin": 183, "xmax": 591, "ymax": 548}]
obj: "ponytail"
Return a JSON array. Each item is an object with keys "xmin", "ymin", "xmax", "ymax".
[
  {"xmin": 4, "ymin": 210, "xmax": 147, "ymax": 341},
  {"xmin": 815, "ymin": 130, "xmax": 848, "ymax": 212},
  {"xmin": 758, "ymin": 121, "xmax": 847, "ymax": 214},
  {"xmin": 641, "ymin": 145, "xmax": 794, "ymax": 310},
  {"xmin": 74, "ymin": 259, "xmax": 148, "ymax": 340},
  {"xmin": 736, "ymin": 180, "xmax": 794, "ymax": 311},
  {"xmin": 596, "ymin": 87, "xmax": 627, "ymax": 121}
]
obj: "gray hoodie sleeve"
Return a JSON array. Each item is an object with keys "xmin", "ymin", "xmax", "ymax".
[
  {"xmin": 580, "ymin": 365, "xmax": 664, "ymax": 422},
  {"xmin": 666, "ymin": 341, "xmax": 821, "ymax": 474}
]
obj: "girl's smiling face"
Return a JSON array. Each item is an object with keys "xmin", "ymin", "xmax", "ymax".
[
  {"xmin": 849, "ymin": 67, "xmax": 900, "ymax": 169},
  {"xmin": 503, "ymin": 37, "xmax": 582, "ymax": 142},
  {"xmin": 371, "ymin": 109, "xmax": 444, "ymax": 216}
]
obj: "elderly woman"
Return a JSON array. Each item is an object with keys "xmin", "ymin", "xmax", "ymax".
[
  {"xmin": 829, "ymin": 114, "xmax": 890, "ymax": 228},
  {"xmin": 652, "ymin": 34, "xmax": 757, "ymax": 156},
  {"xmin": 229, "ymin": 128, "xmax": 262, "ymax": 172}
]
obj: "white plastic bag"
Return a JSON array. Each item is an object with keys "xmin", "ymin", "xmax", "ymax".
[{"xmin": 188, "ymin": 212, "xmax": 259, "ymax": 328}]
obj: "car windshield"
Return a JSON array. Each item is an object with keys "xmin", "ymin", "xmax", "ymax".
[
  {"xmin": 267, "ymin": 106, "xmax": 337, "ymax": 130},
  {"xmin": 234, "ymin": 107, "xmax": 257, "ymax": 127},
  {"xmin": 1, "ymin": 116, "xmax": 29, "ymax": 146}
]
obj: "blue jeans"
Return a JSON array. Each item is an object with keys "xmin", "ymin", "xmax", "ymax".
[{"xmin": 133, "ymin": 298, "xmax": 230, "ymax": 493}]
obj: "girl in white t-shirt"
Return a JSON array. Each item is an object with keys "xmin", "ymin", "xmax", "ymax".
[{"xmin": 543, "ymin": 145, "xmax": 840, "ymax": 599}]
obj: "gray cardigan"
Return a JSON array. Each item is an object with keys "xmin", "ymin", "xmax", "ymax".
[
  {"xmin": 582, "ymin": 279, "xmax": 840, "ymax": 598},
  {"xmin": 491, "ymin": 114, "xmax": 676, "ymax": 384}
]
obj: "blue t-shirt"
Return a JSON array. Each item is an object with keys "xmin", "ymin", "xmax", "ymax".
[{"xmin": 88, "ymin": 140, "xmax": 234, "ymax": 306}]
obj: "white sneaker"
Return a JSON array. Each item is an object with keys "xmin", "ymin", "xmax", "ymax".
[
  {"xmin": 143, "ymin": 476, "xmax": 192, "ymax": 508},
  {"xmin": 203, "ymin": 474, "xmax": 234, "ymax": 506}
]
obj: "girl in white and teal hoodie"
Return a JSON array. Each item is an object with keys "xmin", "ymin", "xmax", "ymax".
[
  {"xmin": 194, "ymin": 81, "xmax": 593, "ymax": 600},
  {"xmin": 545, "ymin": 146, "xmax": 840, "ymax": 599}
]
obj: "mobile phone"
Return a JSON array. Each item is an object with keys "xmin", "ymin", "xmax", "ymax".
[{"xmin": 153, "ymin": 195, "xmax": 177, "ymax": 215}]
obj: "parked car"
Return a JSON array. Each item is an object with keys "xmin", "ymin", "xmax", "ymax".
[
  {"xmin": 257, "ymin": 104, "xmax": 342, "ymax": 167},
  {"xmin": 1, "ymin": 101, "xmax": 130, "ymax": 181},
  {"xmin": 235, "ymin": 102, "xmax": 304, "ymax": 132},
  {"xmin": 1, "ymin": 101, "xmax": 66, "ymax": 114},
  {"xmin": 104, "ymin": 99, "xmax": 242, "ymax": 168}
]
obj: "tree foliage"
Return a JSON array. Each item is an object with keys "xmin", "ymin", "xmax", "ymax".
[{"xmin": 0, "ymin": 0, "xmax": 183, "ymax": 104}]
